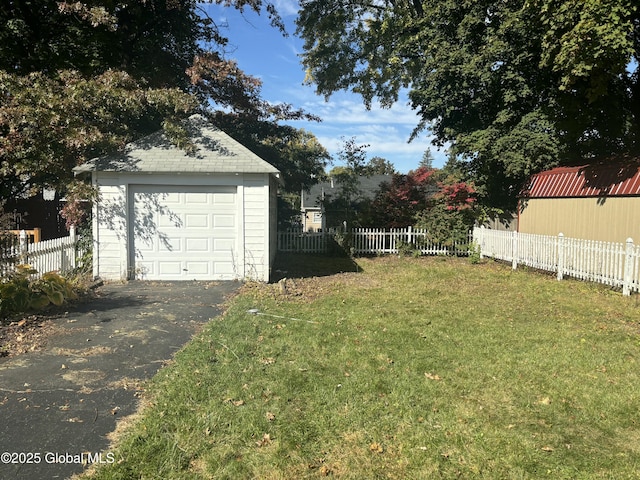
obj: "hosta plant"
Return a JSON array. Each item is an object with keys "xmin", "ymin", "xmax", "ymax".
[{"xmin": 0, "ymin": 265, "xmax": 79, "ymax": 319}]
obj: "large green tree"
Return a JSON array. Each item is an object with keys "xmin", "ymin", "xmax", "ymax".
[
  {"xmin": 0, "ymin": 0, "xmax": 320, "ymax": 199},
  {"xmin": 297, "ymin": 0, "xmax": 639, "ymax": 209}
]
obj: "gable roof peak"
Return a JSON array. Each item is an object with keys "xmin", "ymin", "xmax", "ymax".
[{"xmin": 73, "ymin": 115, "xmax": 279, "ymax": 175}]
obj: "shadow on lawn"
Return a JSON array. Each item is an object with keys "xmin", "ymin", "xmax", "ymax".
[{"xmin": 271, "ymin": 252, "xmax": 362, "ymax": 282}]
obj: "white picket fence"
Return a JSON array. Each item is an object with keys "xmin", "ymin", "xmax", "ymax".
[
  {"xmin": 351, "ymin": 227, "xmax": 471, "ymax": 255},
  {"xmin": 473, "ymin": 226, "xmax": 640, "ymax": 295},
  {"xmin": 278, "ymin": 229, "xmax": 330, "ymax": 253},
  {"xmin": 0, "ymin": 227, "xmax": 80, "ymax": 279},
  {"xmin": 278, "ymin": 227, "xmax": 471, "ymax": 256}
]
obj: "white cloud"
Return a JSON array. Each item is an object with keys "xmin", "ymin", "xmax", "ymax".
[
  {"xmin": 291, "ymin": 93, "xmax": 422, "ymax": 128},
  {"xmin": 300, "ymin": 121, "xmax": 443, "ymax": 172},
  {"xmin": 278, "ymin": 91, "xmax": 448, "ymax": 172},
  {"xmin": 273, "ymin": 0, "xmax": 300, "ymax": 17}
]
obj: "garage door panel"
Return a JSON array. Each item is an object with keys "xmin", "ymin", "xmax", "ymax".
[
  {"xmin": 132, "ymin": 185, "xmax": 237, "ymax": 280},
  {"xmin": 161, "ymin": 192, "xmax": 182, "ymax": 204},
  {"xmin": 185, "ymin": 192, "xmax": 210, "ymax": 204},
  {"xmin": 136, "ymin": 261, "xmax": 155, "ymax": 276},
  {"xmin": 185, "ymin": 214, "xmax": 209, "ymax": 228},
  {"xmin": 185, "ymin": 262, "xmax": 210, "ymax": 275},
  {"xmin": 137, "ymin": 239, "xmax": 155, "ymax": 252},
  {"xmin": 158, "ymin": 262, "xmax": 183, "ymax": 275},
  {"xmin": 158, "ymin": 214, "xmax": 183, "ymax": 228},
  {"xmin": 185, "ymin": 238, "xmax": 210, "ymax": 251},
  {"xmin": 158, "ymin": 237, "xmax": 182, "ymax": 252},
  {"xmin": 213, "ymin": 193, "xmax": 235, "ymax": 204},
  {"xmin": 213, "ymin": 238, "xmax": 235, "ymax": 250},
  {"xmin": 213, "ymin": 262, "xmax": 235, "ymax": 275},
  {"xmin": 213, "ymin": 215, "xmax": 235, "ymax": 228}
]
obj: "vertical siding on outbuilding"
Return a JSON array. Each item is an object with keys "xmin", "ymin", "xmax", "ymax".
[
  {"xmin": 519, "ymin": 197, "xmax": 640, "ymax": 243},
  {"xmin": 269, "ymin": 175, "xmax": 278, "ymax": 275},
  {"xmin": 519, "ymin": 162, "xmax": 640, "ymax": 244}
]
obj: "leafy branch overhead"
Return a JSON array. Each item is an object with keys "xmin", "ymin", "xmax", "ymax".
[
  {"xmin": 297, "ymin": 0, "xmax": 640, "ymax": 209},
  {"xmin": 0, "ymin": 0, "xmax": 323, "ymax": 200}
]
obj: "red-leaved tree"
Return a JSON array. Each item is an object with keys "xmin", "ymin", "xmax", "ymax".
[
  {"xmin": 438, "ymin": 181, "xmax": 476, "ymax": 211},
  {"xmin": 363, "ymin": 168, "xmax": 478, "ymax": 245},
  {"xmin": 366, "ymin": 167, "xmax": 437, "ymax": 227}
]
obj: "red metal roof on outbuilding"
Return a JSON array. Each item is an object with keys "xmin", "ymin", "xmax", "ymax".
[{"xmin": 521, "ymin": 162, "xmax": 640, "ymax": 198}]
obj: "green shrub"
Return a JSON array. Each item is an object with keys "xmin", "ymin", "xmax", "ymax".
[
  {"xmin": 331, "ymin": 230, "xmax": 355, "ymax": 257},
  {"xmin": 396, "ymin": 239, "xmax": 421, "ymax": 257},
  {"xmin": 0, "ymin": 265, "xmax": 80, "ymax": 319},
  {"xmin": 414, "ymin": 203, "xmax": 474, "ymax": 247},
  {"xmin": 468, "ymin": 241, "xmax": 482, "ymax": 264}
]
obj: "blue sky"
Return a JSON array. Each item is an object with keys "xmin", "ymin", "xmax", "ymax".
[{"xmin": 199, "ymin": 1, "xmax": 447, "ymax": 173}]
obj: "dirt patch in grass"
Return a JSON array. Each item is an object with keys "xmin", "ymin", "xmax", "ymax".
[
  {"xmin": 241, "ymin": 271, "xmax": 381, "ymax": 304},
  {"xmin": 271, "ymin": 252, "xmax": 361, "ymax": 281}
]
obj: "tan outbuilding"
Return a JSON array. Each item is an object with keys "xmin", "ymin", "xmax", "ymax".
[{"xmin": 518, "ymin": 161, "xmax": 640, "ymax": 244}]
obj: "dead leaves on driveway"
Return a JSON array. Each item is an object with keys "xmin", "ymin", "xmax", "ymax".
[{"xmin": 0, "ymin": 315, "xmax": 64, "ymax": 357}]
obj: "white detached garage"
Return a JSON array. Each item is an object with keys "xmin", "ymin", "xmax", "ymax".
[{"xmin": 73, "ymin": 115, "xmax": 279, "ymax": 282}]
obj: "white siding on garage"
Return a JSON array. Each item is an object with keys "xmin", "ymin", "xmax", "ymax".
[
  {"xmin": 269, "ymin": 174, "xmax": 278, "ymax": 268},
  {"xmin": 92, "ymin": 173, "xmax": 275, "ymax": 282},
  {"xmin": 92, "ymin": 177, "xmax": 128, "ymax": 280},
  {"xmin": 242, "ymin": 174, "xmax": 270, "ymax": 280}
]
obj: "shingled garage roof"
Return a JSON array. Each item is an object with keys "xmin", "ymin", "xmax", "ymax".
[
  {"xmin": 73, "ymin": 114, "xmax": 279, "ymax": 175},
  {"xmin": 522, "ymin": 162, "xmax": 640, "ymax": 198}
]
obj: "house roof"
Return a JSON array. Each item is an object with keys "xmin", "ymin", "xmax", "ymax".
[
  {"xmin": 301, "ymin": 174, "xmax": 392, "ymax": 209},
  {"xmin": 73, "ymin": 114, "xmax": 279, "ymax": 175},
  {"xmin": 521, "ymin": 161, "xmax": 640, "ymax": 198}
]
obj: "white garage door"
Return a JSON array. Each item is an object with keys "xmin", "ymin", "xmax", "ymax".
[{"xmin": 131, "ymin": 185, "xmax": 238, "ymax": 280}]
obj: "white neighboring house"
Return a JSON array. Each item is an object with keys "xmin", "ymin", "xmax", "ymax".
[{"xmin": 73, "ymin": 115, "xmax": 280, "ymax": 282}]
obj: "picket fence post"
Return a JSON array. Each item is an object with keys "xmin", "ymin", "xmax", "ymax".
[
  {"xmin": 557, "ymin": 233, "xmax": 565, "ymax": 281},
  {"xmin": 19, "ymin": 229, "xmax": 28, "ymax": 265},
  {"xmin": 623, "ymin": 237, "xmax": 634, "ymax": 296},
  {"xmin": 70, "ymin": 225, "xmax": 77, "ymax": 269},
  {"xmin": 478, "ymin": 226, "xmax": 485, "ymax": 259},
  {"xmin": 511, "ymin": 230, "xmax": 518, "ymax": 270}
]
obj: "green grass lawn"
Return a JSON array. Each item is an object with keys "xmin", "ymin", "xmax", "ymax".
[{"xmin": 82, "ymin": 256, "xmax": 640, "ymax": 479}]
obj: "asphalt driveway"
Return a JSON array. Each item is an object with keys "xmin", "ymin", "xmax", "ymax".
[{"xmin": 0, "ymin": 280, "xmax": 239, "ymax": 480}]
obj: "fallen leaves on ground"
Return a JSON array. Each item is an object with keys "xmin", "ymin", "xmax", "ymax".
[
  {"xmin": 369, "ymin": 442, "xmax": 384, "ymax": 453},
  {"xmin": 0, "ymin": 315, "xmax": 65, "ymax": 357},
  {"xmin": 256, "ymin": 433, "xmax": 272, "ymax": 447}
]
